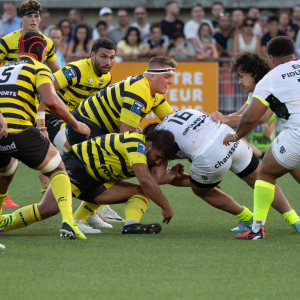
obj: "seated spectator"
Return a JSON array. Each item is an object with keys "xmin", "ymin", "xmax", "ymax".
[
  {"xmin": 67, "ymin": 24, "xmax": 93, "ymax": 59},
  {"xmin": 58, "ymin": 19, "xmax": 72, "ymax": 57},
  {"xmin": 39, "ymin": 9, "xmax": 52, "ymax": 37},
  {"xmin": 168, "ymin": 32, "xmax": 196, "ymax": 59},
  {"xmin": 214, "ymin": 13, "xmax": 232, "ymax": 56},
  {"xmin": 160, "ymin": 1, "xmax": 184, "ymax": 40},
  {"xmin": 287, "ymin": 23, "xmax": 299, "ymax": 41},
  {"xmin": 49, "ymin": 27, "xmax": 65, "ymax": 68},
  {"xmin": 68, "ymin": 8, "xmax": 93, "ymax": 40},
  {"xmin": 279, "ymin": 9, "xmax": 291, "ymax": 34},
  {"xmin": 293, "ymin": 5, "xmax": 300, "ymax": 29},
  {"xmin": 211, "ymin": 1, "xmax": 225, "ymax": 29},
  {"xmin": 261, "ymin": 16, "xmax": 286, "ymax": 57},
  {"xmin": 131, "ymin": 7, "xmax": 150, "ymax": 40},
  {"xmin": 253, "ymin": 10, "xmax": 273, "ymax": 37},
  {"xmin": 184, "ymin": 3, "xmax": 214, "ymax": 51},
  {"xmin": 116, "ymin": 27, "xmax": 148, "ymax": 59},
  {"xmin": 197, "ymin": 35, "xmax": 219, "ymax": 59},
  {"xmin": 233, "ymin": 18, "xmax": 260, "ymax": 55},
  {"xmin": 1, "ymin": 1, "xmax": 21, "ymax": 36},
  {"xmin": 95, "ymin": 21, "xmax": 108, "ymax": 39},
  {"xmin": 143, "ymin": 23, "xmax": 169, "ymax": 57},
  {"xmin": 195, "ymin": 23, "xmax": 216, "ymax": 53},
  {"xmin": 93, "ymin": 7, "xmax": 114, "ymax": 41},
  {"xmin": 107, "ymin": 9, "xmax": 130, "ymax": 45}
]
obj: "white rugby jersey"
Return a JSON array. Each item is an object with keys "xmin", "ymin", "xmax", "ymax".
[
  {"xmin": 156, "ymin": 109, "xmax": 222, "ymax": 159},
  {"xmin": 252, "ymin": 60, "xmax": 300, "ymax": 129},
  {"xmin": 246, "ymin": 92, "xmax": 253, "ymax": 105}
]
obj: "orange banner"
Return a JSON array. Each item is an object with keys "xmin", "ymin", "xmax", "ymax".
[{"xmin": 110, "ymin": 61, "xmax": 218, "ymax": 127}]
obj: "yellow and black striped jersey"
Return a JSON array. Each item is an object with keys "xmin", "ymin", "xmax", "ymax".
[
  {"xmin": 0, "ymin": 30, "xmax": 56, "ymax": 65},
  {"xmin": 53, "ymin": 58, "xmax": 112, "ymax": 113},
  {"xmin": 77, "ymin": 74, "xmax": 173, "ymax": 133},
  {"xmin": 0, "ymin": 55, "xmax": 53, "ymax": 134},
  {"xmin": 72, "ymin": 131, "xmax": 147, "ymax": 182}
]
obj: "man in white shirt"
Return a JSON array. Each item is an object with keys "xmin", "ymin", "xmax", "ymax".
[
  {"xmin": 131, "ymin": 7, "xmax": 150, "ymax": 40},
  {"xmin": 93, "ymin": 7, "xmax": 114, "ymax": 41},
  {"xmin": 38, "ymin": 9, "xmax": 52, "ymax": 37}
]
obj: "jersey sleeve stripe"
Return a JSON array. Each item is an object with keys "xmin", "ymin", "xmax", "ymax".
[
  {"xmin": 22, "ymin": 66, "xmax": 36, "ymax": 75},
  {"xmin": 36, "ymin": 68, "xmax": 51, "ymax": 74},
  {"xmin": 0, "ymin": 38, "xmax": 9, "ymax": 53},
  {"xmin": 126, "ymin": 147, "xmax": 137, "ymax": 153},
  {"xmin": 252, "ymin": 95, "xmax": 270, "ymax": 107},
  {"xmin": 122, "ymin": 91, "xmax": 147, "ymax": 108},
  {"xmin": 67, "ymin": 64, "xmax": 81, "ymax": 85},
  {"xmin": 48, "ymin": 43, "xmax": 54, "ymax": 54},
  {"xmin": 47, "ymin": 52, "xmax": 54, "ymax": 59},
  {"xmin": 156, "ymin": 98, "xmax": 166, "ymax": 106}
]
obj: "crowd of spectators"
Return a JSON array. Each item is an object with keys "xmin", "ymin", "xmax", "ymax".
[{"xmin": 2, "ymin": 1, "xmax": 300, "ymax": 62}]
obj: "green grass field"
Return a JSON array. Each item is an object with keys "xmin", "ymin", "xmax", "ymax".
[{"xmin": 1, "ymin": 160, "xmax": 300, "ymax": 300}]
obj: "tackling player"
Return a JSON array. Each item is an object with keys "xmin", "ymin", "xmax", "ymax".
[
  {"xmin": 224, "ymin": 36, "xmax": 300, "ymax": 239},
  {"xmin": 0, "ymin": 32, "xmax": 90, "ymax": 239},
  {"xmin": 0, "ymin": 112, "xmax": 8, "ymax": 139}
]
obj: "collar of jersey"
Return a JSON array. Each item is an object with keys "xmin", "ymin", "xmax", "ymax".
[{"xmin": 281, "ymin": 59, "xmax": 297, "ymax": 64}]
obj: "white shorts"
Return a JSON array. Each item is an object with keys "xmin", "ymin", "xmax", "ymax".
[
  {"xmin": 190, "ymin": 125, "xmax": 259, "ymax": 187},
  {"xmin": 272, "ymin": 128, "xmax": 300, "ymax": 170}
]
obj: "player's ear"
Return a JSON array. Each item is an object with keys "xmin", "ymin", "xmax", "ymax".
[{"xmin": 90, "ymin": 50, "xmax": 95, "ymax": 59}]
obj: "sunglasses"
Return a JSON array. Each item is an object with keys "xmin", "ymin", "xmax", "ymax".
[
  {"xmin": 244, "ymin": 23, "xmax": 254, "ymax": 27},
  {"xmin": 220, "ymin": 12, "xmax": 230, "ymax": 17}
]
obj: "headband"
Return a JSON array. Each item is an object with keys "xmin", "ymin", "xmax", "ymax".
[
  {"xmin": 145, "ymin": 68, "xmax": 175, "ymax": 74},
  {"xmin": 21, "ymin": 10, "xmax": 40, "ymax": 17}
]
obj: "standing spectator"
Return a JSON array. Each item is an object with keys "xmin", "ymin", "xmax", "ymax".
[
  {"xmin": 131, "ymin": 7, "xmax": 150, "ymax": 40},
  {"xmin": 49, "ymin": 27, "xmax": 65, "ymax": 68},
  {"xmin": 58, "ymin": 19, "xmax": 72, "ymax": 57},
  {"xmin": 92, "ymin": 7, "xmax": 114, "ymax": 41},
  {"xmin": 211, "ymin": 1, "xmax": 225, "ymax": 29},
  {"xmin": 214, "ymin": 13, "xmax": 232, "ymax": 56},
  {"xmin": 116, "ymin": 27, "xmax": 148, "ymax": 59},
  {"xmin": 107, "ymin": 9, "xmax": 129, "ymax": 45},
  {"xmin": 183, "ymin": 4, "xmax": 213, "ymax": 51},
  {"xmin": 143, "ymin": 23, "xmax": 169, "ymax": 57},
  {"xmin": 168, "ymin": 32, "xmax": 196, "ymax": 59},
  {"xmin": 261, "ymin": 16, "xmax": 286, "ymax": 57},
  {"xmin": 94, "ymin": 21, "xmax": 108, "ymax": 39},
  {"xmin": 293, "ymin": 5, "xmax": 300, "ymax": 29},
  {"xmin": 38, "ymin": 9, "xmax": 52, "ymax": 37},
  {"xmin": 67, "ymin": 24, "xmax": 93, "ymax": 59},
  {"xmin": 233, "ymin": 18, "xmax": 260, "ymax": 55},
  {"xmin": 279, "ymin": 9, "xmax": 291, "ymax": 34},
  {"xmin": 197, "ymin": 35, "xmax": 219, "ymax": 59},
  {"xmin": 160, "ymin": 1, "xmax": 184, "ymax": 40},
  {"xmin": 68, "ymin": 8, "xmax": 93, "ymax": 40},
  {"xmin": 1, "ymin": 1, "xmax": 21, "ymax": 36}
]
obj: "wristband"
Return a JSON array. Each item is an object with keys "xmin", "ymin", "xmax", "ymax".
[
  {"xmin": 37, "ymin": 111, "xmax": 45, "ymax": 120},
  {"xmin": 234, "ymin": 132, "xmax": 240, "ymax": 141}
]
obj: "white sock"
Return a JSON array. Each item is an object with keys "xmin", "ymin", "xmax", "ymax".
[
  {"xmin": 251, "ymin": 219, "xmax": 266, "ymax": 233},
  {"xmin": 125, "ymin": 220, "xmax": 138, "ymax": 226}
]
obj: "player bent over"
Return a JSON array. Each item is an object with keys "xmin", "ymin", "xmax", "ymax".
[
  {"xmin": 1, "ymin": 130, "xmax": 179, "ymax": 235},
  {"xmin": 224, "ymin": 36, "xmax": 300, "ymax": 239},
  {"xmin": 144, "ymin": 109, "xmax": 299, "ymax": 232},
  {"xmin": 0, "ymin": 32, "xmax": 90, "ymax": 239}
]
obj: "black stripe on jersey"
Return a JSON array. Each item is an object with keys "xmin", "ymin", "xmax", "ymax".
[
  {"xmin": 88, "ymin": 98, "xmax": 110, "ymax": 132},
  {"xmin": 22, "ymin": 66, "xmax": 36, "ymax": 75},
  {"xmin": 49, "ymin": 44, "xmax": 54, "ymax": 55},
  {"xmin": 60, "ymin": 66, "xmax": 73, "ymax": 86},
  {"xmin": 76, "ymin": 143, "xmax": 84, "ymax": 163},
  {"xmin": 157, "ymin": 98, "xmax": 166, "ymax": 106},
  {"xmin": 122, "ymin": 102, "xmax": 139, "ymax": 113},
  {"xmin": 18, "ymin": 85, "xmax": 36, "ymax": 99},
  {"xmin": 110, "ymin": 87, "xmax": 122, "ymax": 113},
  {"xmin": 4, "ymin": 57, "xmax": 15, "ymax": 62},
  {"xmin": 8, "ymin": 49, "xmax": 18, "ymax": 54},
  {"xmin": 98, "ymin": 98, "xmax": 118, "ymax": 130},
  {"xmin": 2, "ymin": 112, "xmax": 26, "ymax": 120},
  {"xmin": 103, "ymin": 78, "xmax": 112, "ymax": 88},
  {"xmin": 47, "ymin": 52, "xmax": 54, "ymax": 59},
  {"xmin": 7, "ymin": 123, "xmax": 30, "ymax": 130},
  {"xmin": 18, "ymin": 74, "xmax": 33, "ymax": 84},
  {"xmin": 100, "ymin": 136, "xmax": 110, "ymax": 156},
  {"xmin": 119, "ymin": 136, "xmax": 142, "ymax": 144},
  {"xmin": 119, "ymin": 81, "xmax": 125, "ymax": 96},
  {"xmin": 0, "ymin": 102, "xmax": 36, "ymax": 124},
  {"xmin": 86, "ymin": 141, "xmax": 103, "ymax": 182},
  {"xmin": 0, "ymin": 38, "xmax": 9, "ymax": 53},
  {"xmin": 109, "ymin": 135, "xmax": 130, "ymax": 177},
  {"xmin": 36, "ymin": 68, "xmax": 51, "ymax": 74},
  {"xmin": 126, "ymin": 147, "xmax": 137, "ymax": 153},
  {"xmin": 67, "ymin": 64, "xmax": 81, "ymax": 85},
  {"xmin": 95, "ymin": 141, "xmax": 106, "ymax": 165},
  {"xmin": 73, "ymin": 83, "xmax": 101, "ymax": 92},
  {"xmin": 0, "ymin": 49, "xmax": 6, "ymax": 55},
  {"xmin": 122, "ymin": 91, "xmax": 147, "ymax": 108},
  {"xmin": 66, "ymin": 86, "xmax": 87, "ymax": 99},
  {"xmin": 129, "ymin": 74, "xmax": 143, "ymax": 85}
]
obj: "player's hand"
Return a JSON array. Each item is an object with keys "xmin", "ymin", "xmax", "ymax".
[
  {"xmin": 211, "ymin": 111, "xmax": 226, "ymax": 123},
  {"xmin": 0, "ymin": 114, "xmax": 8, "ymax": 139},
  {"xmin": 162, "ymin": 205, "xmax": 173, "ymax": 224},
  {"xmin": 38, "ymin": 127, "xmax": 49, "ymax": 139},
  {"xmin": 136, "ymin": 126, "xmax": 142, "ymax": 134},
  {"xmin": 223, "ymin": 131, "xmax": 238, "ymax": 146},
  {"xmin": 73, "ymin": 121, "xmax": 91, "ymax": 139},
  {"xmin": 170, "ymin": 163, "xmax": 184, "ymax": 178}
]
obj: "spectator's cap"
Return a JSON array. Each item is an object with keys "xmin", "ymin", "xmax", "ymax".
[{"xmin": 99, "ymin": 7, "xmax": 113, "ymax": 16}]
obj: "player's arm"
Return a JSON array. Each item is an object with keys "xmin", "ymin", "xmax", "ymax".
[
  {"xmin": 47, "ymin": 60, "xmax": 60, "ymax": 73},
  {"xmin": 152, "ymin": 98, "xmax": 174, "ymax": 121},
  {"xmin": 132, "ymin": 163, "xmax": 174, "ymax": 224},
  {"xmin": 263, "ymin": 119, "xmax": 277, "ymax": 138},
  {"xmin": 0, "ymin": 112, "xmax": 8, "ymax": 138}
]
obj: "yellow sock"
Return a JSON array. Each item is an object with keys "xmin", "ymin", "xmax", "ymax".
[
  {"xmin": 41, "ymin": 187, "xmax": 47, "ymax": 197},
  {"xmin": 50, "ymin": 171, "xmax": 73, "ymax": 224},
  {"xmin": 283, "ymin": 209, "xmax": 300, "ymax": 225},
  {"xmin": 235, "ymin": 206, "xmax": 253, "ymax": 221},
  {"xmin": 4, "ymin": 204, "xmax": 41, "ymax": 232},
  {"xmin": 0, "ymin": 192, "xmax": 7, "ymax": 223},
  {"xmin": 73, "ymin": 201, "xmax": 100, "ymax": 221},
  {"xmin": 124, "ymin": 195, "xmax": 149, "ymax": 223}
]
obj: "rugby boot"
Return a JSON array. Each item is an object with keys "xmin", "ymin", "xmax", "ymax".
[
  {"xmin": 60, "ymin": 219, "xmax": 87, "ymax": 239},
  {"xmin": 235, "ymin": 227, "xmax": 265, "ymax": 240},
  {"xmin": 122, "ymin": 223, "xmax": 162, "ymax": 234}
]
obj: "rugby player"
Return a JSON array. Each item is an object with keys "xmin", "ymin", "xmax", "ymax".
[
  {"xmin": 144, "ymin": 108, "xmax": 299, "ymax": 232},
  {"xmin": 0, "ymin": 112, "xmax": 8, "ymax": 139},
  {"xmin": 211, "ymin": 52, "xmax": 300, "ymax": 233},
  {"xmin": 2, "ymin": 130, "xmax": 179, "ymax": 235},
  {"xmin": 224, "ymin": 36, "xmax": 300, "ymax": 240},
  {"xmin": 0, "ymin": 31, "xmax": 90, "ymax": 239}
]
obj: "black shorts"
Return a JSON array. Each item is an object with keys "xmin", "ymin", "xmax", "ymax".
[
  {"xmin": 45, "ymin": 113, "xmax": 66, "ymax": 144},
  {"xmin": 0, "ymin": 127, "xmax": 50, "ymax": 169},
  {"xmin": 62, "ymin": 151, "xmax": 113, "ymax": 203},
  {"xmin": 65, "ymin": 107, "xmax": 108, "ymax": 146}
]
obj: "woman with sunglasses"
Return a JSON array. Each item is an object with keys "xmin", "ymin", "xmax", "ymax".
[
  {"xmin": 58, "ymin": 19, "xmax": 72, "ymax": 57},
  {"xmin": 233, "ymin": 17, "xmax": 260, "ymax": 55}
]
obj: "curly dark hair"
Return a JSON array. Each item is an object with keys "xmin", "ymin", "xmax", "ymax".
[
  {"xmin": 145, "ymin": 129, "xmax": 177, "ymax": 161},
  {"xmin": 143, "ymin": 122, "xmax": 160, "ymax": 135},
  {"xmin": 267, "ymin": 36, "xmax": 295, "ymax": 58},
  {"xmin": 230, "ymin": 51, "xmax": 270, "ymax": 83},
  {"xmin": 19, "ymin": 0, "xmax": 42, "ymax": 16},
  {"xmin": 91, "ymin": 37, "xmax": 116, "ymax": 53}
]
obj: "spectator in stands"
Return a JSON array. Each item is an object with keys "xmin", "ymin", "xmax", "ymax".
[
  {"xmin": 107, "ymin": 9, "xmax": 129, "ymax": 45},
  {"xmin": 247, "ymin": 7, "xmax": 260, "ymax": 20},
  {"xmin": 49, "ymin": 27, "xmax": 65, "ymax": 68},
  {"xmin": 131, "ymin": 7, "xmax": 150, "ymax": 40},
  {"xmin": 211, "ymin": 1, "xmax": 225, "ymax": 29},
  {"xmin": 160, "ymin": 1, "xmax": 184, "ymax": 40},
  {"xmin": 287, "ymin": 23, "xmax": 299, "ymax": 41},
  {"xmin": 214, "ymin": 13, "xmax": 232, "ymax": 56},
  {"xmin": 195, "ymin": 23, "xmax": 216, "ymax": 53},
  {"xmin": 184, "ymin": 3, "xmax": 213, "ymax": 51},
  {"xmin": 293, "ymin": 5, "xmax": 300, "ymax": 29},
  {"xmin": 1, "ymin": 1, "xmax": 21, "ymax": 36},
  {"xmin": 261, "ymin": 16, "xmax": 286, "ymax": 57},
  {"xmin": 58, "ymin": 19, "xmax": 72, "ymax": 57},
  {"xmin": 233, "ymin": 18, "xmax": 260, "ymax": 56},
  {"xmin": 279, "ymin": 9, "xmax": 291, "ymax": 34},
  {"xmin": 232, "ymin": 9, "xmax": 245, "ymax": 34},
  {"xmin": 168, "ymin": 32, "xmax": 196, "ymax": 59},
  {"xmin": 197, "ymin": 35, "xmax": 219, "ymax": 59},
  {"xmin": 94, "ymin": 21, "xmax": 108, "ymax": 39},
  {"xmin": 116, "ymin": 27, "xmax": 148, "ymax": 59},
  {"xmin": 68, "ymin": 8, "xmax": 93, "ymax": 40},
  {"xmin": 92, "ymin": 7, "xmax": 114, "ymax": 41},
  {"xmin": 253, "ymin": 10, "xmax": 273, "ymax": 37},
  {"xmin": 143, "ymin": 23, "xmax": 169, "ymax": 57},
  {"xmin": 38, "ymin": 9, "xmax": 52, "ymax": 37},
  {"xmin": 67, "ymin": 24, "xmax": 93, "ymax": 59}
]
